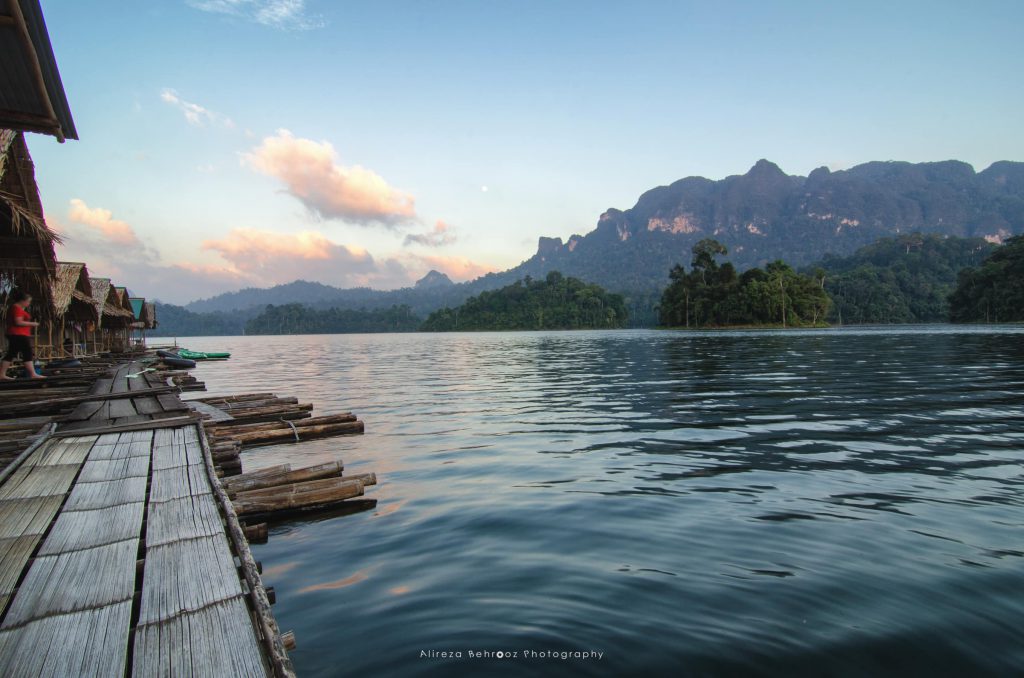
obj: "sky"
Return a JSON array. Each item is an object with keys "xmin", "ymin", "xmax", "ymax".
[{"xmin": 27, "ymin": 0, "xmax": 1024, "ymax": 304}]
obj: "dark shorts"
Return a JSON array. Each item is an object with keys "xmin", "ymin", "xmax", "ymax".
[{"xmin": 3, "ymin": 334, "xmax": 34, "ymax": 362}]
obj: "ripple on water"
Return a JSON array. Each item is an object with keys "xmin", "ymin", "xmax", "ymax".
[{"xmin": 179, "ymin": 326, "xmax": 1024, "ymax": 676}]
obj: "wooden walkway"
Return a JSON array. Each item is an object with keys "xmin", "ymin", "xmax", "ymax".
[{"xmin": 0, "ymin": 363, "xmax": 293, "ymax": 676}]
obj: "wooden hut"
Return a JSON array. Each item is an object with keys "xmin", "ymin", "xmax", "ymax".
[
  {"xmin": 0, "ymin": 129, "xmax": 58, "ymax": 358},
  {"xmin": 47, "ymin": 261, "xmax": 98, "ymax": 357},
  {"xmin": 87, "ymin": 277, "xmax": 132, "ymax": 353},
  {"xmin": 111, "ymin": 286, "xmax": 135, "ymax": 352},
  {"xmin": 128, "ymin": 296, "xmax": 156, "ymax": 346}
]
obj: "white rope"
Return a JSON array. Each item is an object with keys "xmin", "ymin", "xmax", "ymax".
[{"xmin": 281, "ymin": 418, "xmax": 300, "ymax": 442}]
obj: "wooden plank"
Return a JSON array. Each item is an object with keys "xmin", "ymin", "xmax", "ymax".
[
  {"xmin": 63, "ymin": 477, "xmax": 147, "ymax": 511},
  {"xmin": 77, "ymin": 456, "xmax": 150, "ymax": 484},
  {"xmin": 106, "ymin": 397, "xmax": 137, "ymax": 420},
  {"xmin": 0, "ymin": 535, "xmax": 42, "ymax": 606},
  {"xmin": 146, "ymin": 493, "xmax": 223, "ymax": 548},
  {"xmin": 3, "ymin": 539, "xmax": 138, "ymax": 626},
  {"xmin": 0, "ymin": 600, "xmax": 133, "ymax": 677},
  {"xmin": 133, "ymin": 598, "xmax": 269, "ymax": 678},
  {"xmin": 157, "ymin": 393, "xmax": 189, "ymax": 413},
  {"xmin": 134, "ymin": 396, "xmax": 163, "ymax": 416},
  {"xmin": 0, "ymin": 496, "xmax": 64, "ymax": 539},
  {"xmin": 23, "ymin": 438, "xmax": 95, "ymax": 468},
  {"xmin": 194, "ymin": 424, "xmax": 294, "ymax": 677},
  {"xmin": 149, "ymin": 464, "xmax": 211, "ymax": 504},
  {"xmin": 37, "ymin": 503, "xmax": 145, "ymax": 556},
  {"xmin": 0, "ymin": 465, "xmax": 80, "ymax": 501},
  {"xmin": 110, "ymin": 365, "xmax": 132, "ymax": 393},
  {"xmin": 137, "ymin": 534, "xmax": 243, "ymax": 626},
  {"xmin": 52, "ymin": 415, "xmax": 200, "ymax": 438}
]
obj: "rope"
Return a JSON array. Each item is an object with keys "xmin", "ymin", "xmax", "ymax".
[{"xmin": 281, "ymin": 418, "xmax": 300, "ymax": 442}]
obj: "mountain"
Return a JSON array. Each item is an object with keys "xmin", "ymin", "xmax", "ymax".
[
  {"xmin": 414, "ymin": 270, "xmax": 454, "ymax": 290},
  {"xmin": 182, "ymin": 159, "xmax": 1024, "ymax": 326},
  {"xmin": 500, "ymin": 159, "xmax": 1024, "ymax": 295}
]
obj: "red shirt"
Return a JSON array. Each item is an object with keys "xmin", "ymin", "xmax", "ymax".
[{"xmin": 6, "ymin": 306, "xmax": 31, "ymax": 336}]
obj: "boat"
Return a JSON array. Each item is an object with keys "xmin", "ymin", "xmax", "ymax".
[
  {"xmin": 161, "ymin": 357, "xmax": 196, "ymax": 369},
  {"xmin": 177, "ymin": 348, "xmax": 231, "ymax": 361}
]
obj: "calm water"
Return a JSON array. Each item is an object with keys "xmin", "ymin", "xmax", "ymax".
[{"xmin": 180, "ymin": 327, "xmax": 1024, "ymax": 677}]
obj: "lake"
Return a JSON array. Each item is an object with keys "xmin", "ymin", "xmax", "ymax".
[{"xmin": 180, "ymin": 326, "xmax": 1024, "ymax": 677}]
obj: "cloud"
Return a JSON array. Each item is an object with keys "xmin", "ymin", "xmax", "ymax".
[
  {"xmin": 407, "ymin": 254, "xmax": 496, "ymax": 281},
  {"xmin": 201, "ymin": 227, "xmax": 409, "ymax": 288},
  {"xmin": 54, "ymin": 202, "xmax": 495, "ymax": 303},
  {"xmin": 67, "ymin": 199, "xmax": 145, "ymax": 249},
  {"xmin": 186, "ymin": 0, "xmax": 324, "ymax": 30},
  {"xmin": 244, "ymin": 129, "xmax": 416, "ymax": 227},
  {"xmin": 160, "ymin": 89, "xmax": 234, "ymax": 128},
  {"xmin": 403, "ymin": 220, "xmax": 456, "ymax": 248}
]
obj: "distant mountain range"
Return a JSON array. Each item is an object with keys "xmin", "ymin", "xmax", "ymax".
[{"xmin": 182, "ymin": 158, "xmax": 1024, "ymax": 322}]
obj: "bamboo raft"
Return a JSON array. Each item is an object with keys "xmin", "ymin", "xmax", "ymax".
[{"xmin": 0, "ymin": 354, "xmax": 380, "ymax": 675}]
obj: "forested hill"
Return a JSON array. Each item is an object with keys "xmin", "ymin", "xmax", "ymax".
[
  {"xmin": 246, "ymin": 304, "xmax": 421, "ymax": 335},
  {"xmin": 421, "ymin": 272, "xmax": 628, "ymax": 331},
  {"xmin": 815, "ymin": 234, "xmax": 996, "ymax": 323},
  {"xmin": 949, "ymin": 236, "xmax": 1024, "ymax": 323}
]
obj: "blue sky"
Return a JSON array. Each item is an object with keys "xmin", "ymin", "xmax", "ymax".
[{"xmin": 28, "ymin": 0, "xmax": 1024, "ymax": 303}]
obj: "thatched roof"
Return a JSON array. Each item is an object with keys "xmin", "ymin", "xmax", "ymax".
[
  {"xmin": 89, "ymin": 276, "xmax": 132, "ymax": 328},
  {"xmin": 114, "ymin": 286, "xmax": 133, "ymax": 313},
  {"xmin": 52, "ymin": 261, "xmax": 96, "ymax": 321},
  {"xmin": 0, "ymin": 1, "xmax": 78, "ymax": 141},
  {"xmin": 0, "ymin": 129, "xmax": 58, "ymax": 317}
]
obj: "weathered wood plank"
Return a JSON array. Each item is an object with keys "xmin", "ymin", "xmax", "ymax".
[
  {"xmin": 0, "ymin": 535, "xmax": 41, "ymax": 605},
  {"xmin": 3, "ymin": 539, "xmax": 138, "ymax": 626},
  {"xmin": 133, "ymin": 598, "xmax": 269, "ymax": 677},
  {"xmin": 150, "ymin": 464, "xmax": 211, "ymax": 504},
  {"xmin": 146, "ymin": 493, "xmax": 224, "ymax": 548},
  {"xmin": 63, "ymin": 477, "xmax": 148, "ymax": 511},
  {"xmin": 106, "ymin": 397, "xmax": 137, "ymax": 420},
  {"xmin": 0, "ymin": 465, "xmax": 80, "ymax": 501},
  {"xmin": 37, "ymin": 503, "xmax": 145, "ymax": 556},
  {"xmin": 0, "ymin": 496, "xmax": 64, "ymax": 539},
  {"xmin": 137, "ymin": 533, "xmax": 244, "ymax": 626},
  {"xmin": 0, "ymin": 600, "xmax": 133, "ymax": 677}
]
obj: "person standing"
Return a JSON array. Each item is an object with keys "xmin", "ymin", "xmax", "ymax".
[{"xmin": 1, "ymin": 290, "xmax": 45, "ymax": 380}]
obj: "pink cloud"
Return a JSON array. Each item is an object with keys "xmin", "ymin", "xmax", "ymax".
[
  {"xmin": 404, "ymin": 220, "xmax": 456, "ymax": 247},
  {"xmin": 201, "ymin": 227, "xmax": 410, "ymax": 289},
  {"xmin": 244, "ymin": 129, "xmax": 416, "ymax": 226},
  {"xmin": 67, "ymin": 198, "xmax": 143, "ymax": 247}
]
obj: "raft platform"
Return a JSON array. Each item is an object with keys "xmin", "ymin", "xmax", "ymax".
[{"xmin": 0, "ymin": 362, "xmax": 294, "ymax": 677}]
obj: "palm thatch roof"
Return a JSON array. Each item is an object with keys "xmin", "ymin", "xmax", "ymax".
[
  {"xmin": 0, "ymin": 1, "xmax": 78, "ymax": 141},
  {"xmin": 1, "ymin": 129, "xmax": 58, "ymax": 318},
  {"xmin": 52, "ymin": 261, "xmax": 97, "ymax": 322},
  {"xmin": 89, "ymin": 276, "xmax": 132, "ymax": 328},
  {"xmin": 113, "ymin": 286, "xmax": 133, "ymax": 313}
]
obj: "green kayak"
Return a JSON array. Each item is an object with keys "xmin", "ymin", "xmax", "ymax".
[{"xmin": 177, "ymin": 348, "xmax": 231, "ymax": 361}]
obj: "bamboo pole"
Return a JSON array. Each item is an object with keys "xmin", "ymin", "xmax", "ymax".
[
  {"xmin": 232, "ymin": 477, "xmax": 365, "ymax": 516},
  {"xmin": 223, "ymin": 461, "xmax": 345, "ymax": 496},
  {"xmin": 207, "ymin": 413, "xmax": 356, "ymax": 437},
  {"xmin": 214, "ymin": 421, "xmax": 364, "ymax": 447}
]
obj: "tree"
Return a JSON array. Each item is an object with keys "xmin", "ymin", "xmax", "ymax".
[{"xmin": 949, "ymin": 235, "xmax": 1024, "ymax": 322}]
